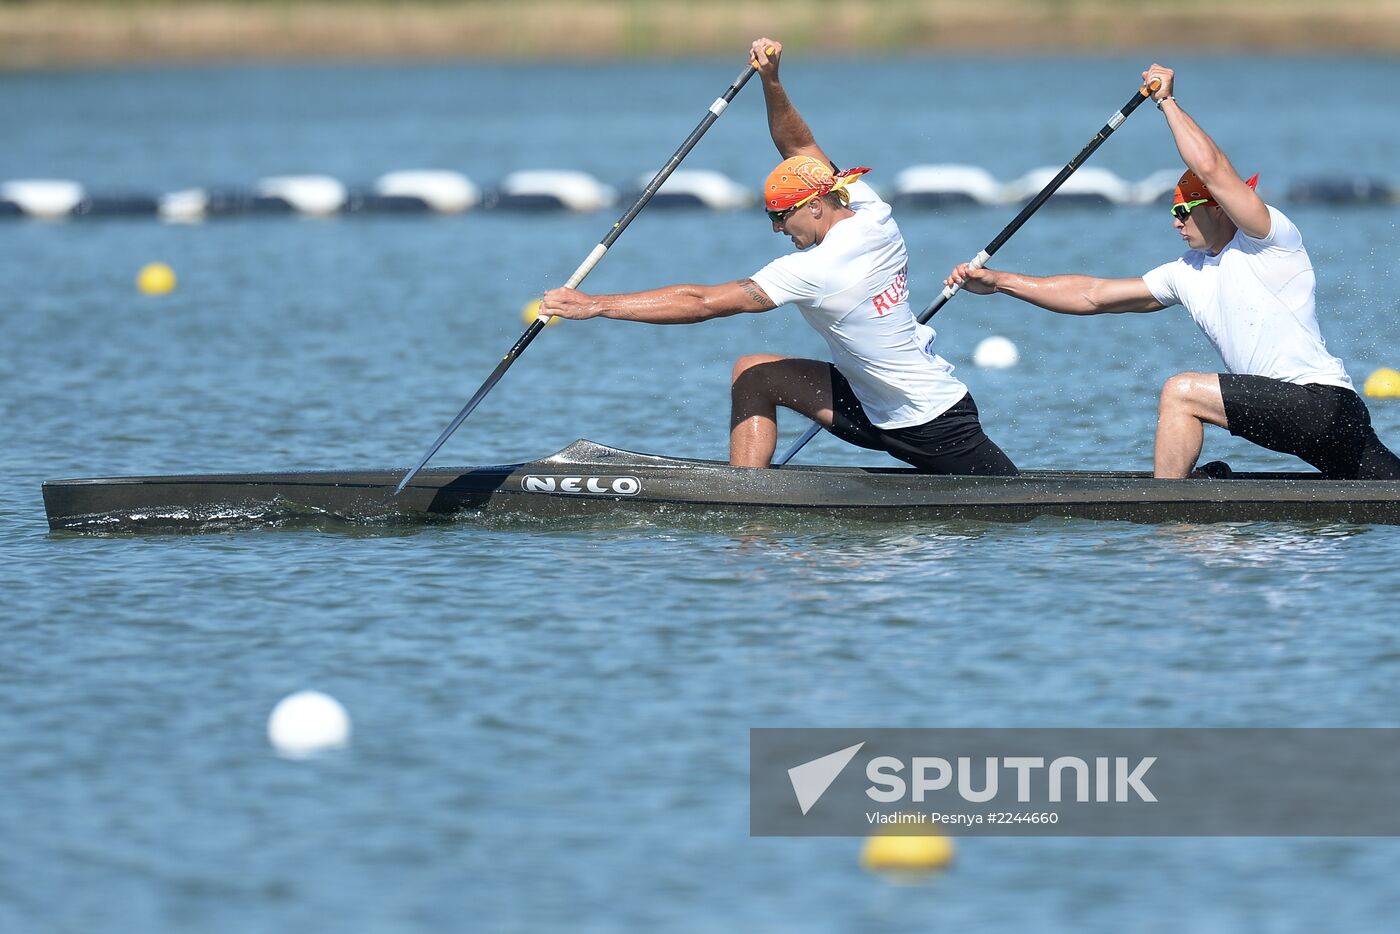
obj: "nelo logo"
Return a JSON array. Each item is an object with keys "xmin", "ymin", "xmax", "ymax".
[{"xmin": 520, "ymin": 475, "xmax": 642, "ymax": 495}]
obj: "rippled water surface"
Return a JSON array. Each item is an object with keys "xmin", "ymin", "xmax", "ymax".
[{"xmin": 4, "ymin": 57, "xmax": 1400, "ymax": 933}]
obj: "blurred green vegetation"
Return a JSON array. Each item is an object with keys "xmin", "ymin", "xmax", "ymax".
[{"xmin": 3, "ymin": 0, "xmax": 1393, "ymax": 65}]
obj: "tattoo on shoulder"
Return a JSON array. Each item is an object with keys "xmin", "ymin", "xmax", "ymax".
[{"xmin": 738, "ymin": 278, "xmax": 776, "ymax": 309}]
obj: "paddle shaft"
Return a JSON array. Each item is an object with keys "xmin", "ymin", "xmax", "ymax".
[
  {"xmin": 773, "ymin": 79, "xmax": 1160, "ymax": 467},
  {"xmin": 395, "ymin": 62, "xmax": 760, "ymax": 495},
  {"xmin": 921, "ymin": 78, "xmax": 1160, "ymax": 323}
]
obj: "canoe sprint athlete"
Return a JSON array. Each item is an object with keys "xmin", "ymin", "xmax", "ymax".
[
  {"xmin": 540, "ymin": 38, "xmax": 1018, "ymax": 475},
  {"xmin": 945, "ymin": 63, "xmax": 1400, "ymax": 481}
]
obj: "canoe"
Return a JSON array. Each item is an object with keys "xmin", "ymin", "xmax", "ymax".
[{"xmin": 41, "ymin": 439, "xmax": 1400, "ymax": 532}]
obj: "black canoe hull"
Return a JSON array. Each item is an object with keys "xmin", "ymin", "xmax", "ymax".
[{"xmin": 42, "ymin": 440, "xmax": 1400, "ymax": 531}]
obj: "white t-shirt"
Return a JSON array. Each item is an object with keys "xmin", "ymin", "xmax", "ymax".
[
  {"xmin": 1141, "ymin": 205, "xmax": 1353, "ymax": 390},
  {"xmin": 749, "ymin": 180, "xmax": 967, "ymax": 428}
]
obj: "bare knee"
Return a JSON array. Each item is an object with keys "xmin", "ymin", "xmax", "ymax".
[
  {"xmin": 731, "ymin": 354, "xmax": 785, "ymax": 398},
  {"xmin": 1159, "ymin": 372, "xmax": 1229, "ymax": 429},
  {"xmin": 732, "ymin": 353, "xmax": 783, "ymax": 381},
  {"xmin": 1159, "ymin": 372, "xmax": 1207, "ymax": 413}
]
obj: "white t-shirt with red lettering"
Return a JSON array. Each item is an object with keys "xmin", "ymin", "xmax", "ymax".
[
  {"xmin": 750, "ymin": 180, "xmax": 968, "ymax": 429},
  {"xmin": 1141, "ymin": 205, "xmax": 1353, "ymax": 390}
]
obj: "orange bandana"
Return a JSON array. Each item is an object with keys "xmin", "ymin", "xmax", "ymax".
[
  {"xmin": 764, "ymin": 156, "xmax": 872, "ymax": 212},
  {"xmin": 1172, "ymin": 168, "xmax": 1259, "ymax": 207}
]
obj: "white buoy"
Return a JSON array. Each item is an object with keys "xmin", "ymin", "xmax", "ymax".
[
  {"xmin": 973, "ymin": 336, "xmax": 1020, "ymax": 369},
  {"xmin": 1, "ymin": 179, "xmax": 86, "ymax": 218},
  {"xmin": 255, "ymin": 175, "xmax": 348, "ymax": 215},
  {"xmin": 159, "ymin": 188, "xmax": 211, "ymax": 223},
  {"xmin": 892, "ymin": 164, "xmax": 1003, "ymax": 205},
  {"xmin": 497, "ymin": 170, "xmax": 615, "ymax": 212},
  {"xmin": 633, "ymin": 169, "xmax": 753, "ymax": 209},
  {"xmin": 374, "ymin": 170, "xmax": 480, "ymax": 213},
  {"xmin": 1007, "ymin": 166, "xmax": 1134, "ymax": 205},
  {"xmin": 267, "ymin": 690, "xmax": 351, "ymax": 757}
]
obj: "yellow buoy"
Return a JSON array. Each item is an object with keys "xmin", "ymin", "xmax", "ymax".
[
  {"xmin": 137, "ymin": 262, "xmax": 177, "ymax": 296},
  {"xmin": 860, "ymin": 830, "xmax": 955, "ymax": 874},
  {"xmin": 521, "ymin": 298, "xmax": 561, "ymax": 327},
  {"xmin": 1364, "ymin": 368, "xmax": 1400, "ymax": 399}
]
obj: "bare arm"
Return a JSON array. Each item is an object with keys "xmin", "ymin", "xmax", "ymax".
[
  {"xmin": 540, "ymin": 278, "xmax": 777, "ymax": 325},
  {"xmin": 1144, "ymin": 64, "xmax": 1271, "ymax": 239},
  {"xmin": 749, "ymin": 38, "xmax": 832, "ymax": 166},
  {"xmin": 945, "ymin": 264, "xmax": 1165, "ymax": 315}
]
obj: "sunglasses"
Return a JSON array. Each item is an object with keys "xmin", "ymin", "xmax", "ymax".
[
  {"xmin": 766, "ymin": 192, "xmax": 818, "ymax": 225},
  {"xmin": 1171, "ymin": 198, "xmax": 1211, "ymax": 222}
]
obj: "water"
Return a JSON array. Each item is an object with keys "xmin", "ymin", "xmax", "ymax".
[{"xmin": 4, "ymin": 57, "xmax": 1400, "ymax": 932}]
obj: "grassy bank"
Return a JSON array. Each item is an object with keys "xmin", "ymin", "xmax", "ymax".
[{"xmin": 4, "ymin": 0, "xmax": 1400, "ymax": 68}]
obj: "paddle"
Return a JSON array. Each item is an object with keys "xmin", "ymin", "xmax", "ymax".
[
  {"xmin": 394, "ymin": 60, "xmax": 763, "ymax": 495},
  {"xmin": 773, "ymin": 77, "xmax": 1162, "ymax": 468}
]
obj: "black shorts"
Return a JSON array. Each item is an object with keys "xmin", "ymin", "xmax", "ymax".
[
  {"xmin": 825, "ymin": 365, "xmax": 1019, "ymax": 476},
  {"xmin": 1219, "ymin": 373, "xmax": 1400, "ymax": 479}
]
